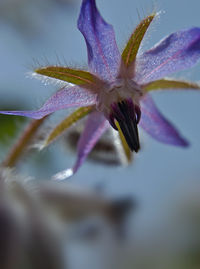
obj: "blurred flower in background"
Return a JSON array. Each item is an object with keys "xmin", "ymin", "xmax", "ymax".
[
  {"xmin": 0, "ymin": 168, "xmax": 134, "ymax": 269},
  {"xmin": 0, "ymin": 168, "xmax": 200, "ymax": 269}
]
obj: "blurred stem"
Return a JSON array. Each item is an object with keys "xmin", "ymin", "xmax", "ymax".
[{"xmin": 2, "ymin": 116, "xmax": 47, "ymax": 168}]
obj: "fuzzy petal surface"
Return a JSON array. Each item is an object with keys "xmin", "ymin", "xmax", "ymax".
[
  {"xmin": 122, "ymin": 13, "xmax": 156, "ymax": 68},
  {"xmin": 135, "ymin": 27, "xmax": 200, "ymax": 84},
  {"xmin": 0, "ymin": 86, "xmax": 96, "ymax": 119},
  {"xmin": 139, "ymin": 95, "xmax": 189, "ymax": 147},
  {"xmin": 78, "ymin": 0, "xmax": 120, "ymax": 80},
  {"xmin": 35, "ymin": 66, "xmax": 103, "ymax": 93}
]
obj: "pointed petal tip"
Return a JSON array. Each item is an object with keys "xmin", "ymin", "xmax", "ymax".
[
  {"xmin": 52, "ymin": 168, "xmax": 74, "ymax": 181},
  {"xmin": 176, "ymin": 137, "xmax": 190, "ymax": 148},
  {"xmin": 136, "ymin": 27, "xmax": 200, "ymax": 84},
  {"xmin": 0, "ymin": 110, "xmax": 43, "ymax": 119},
  {"xmin": 161, "ymin": 136, "xmax": 190, "ymax": 148},
  {"xmin": 78, "ymin": 0, "xmax": 120, "ymax": 79},
  {"xmin": 121, "ymin": 12, "xmax": 157, "ymax": 68},
  {"xmin": 140, "ymin": 95, "xmax": 191, "ymax": 149}
]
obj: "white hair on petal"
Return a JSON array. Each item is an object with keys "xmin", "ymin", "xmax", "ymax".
[{"xmin": 26, "ymin": 71, "xmax": 73, "ymax": 88}]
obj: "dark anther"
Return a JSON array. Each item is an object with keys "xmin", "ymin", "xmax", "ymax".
[{"xmin": 109, "ymin": 98, "xmax": 141, "ymax": 152}]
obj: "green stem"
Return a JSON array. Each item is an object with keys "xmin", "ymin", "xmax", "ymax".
[{"xmin": 2, "ymin": 116, "xmax": 47, "ymax": 168}]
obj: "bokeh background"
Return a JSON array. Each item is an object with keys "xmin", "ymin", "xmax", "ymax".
[{"xmin": 0, "ymin": 0, "xmax": 200, "ymax": 268}]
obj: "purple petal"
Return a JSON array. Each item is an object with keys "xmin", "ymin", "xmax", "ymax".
[
  {"xmin": 73, "ymin": 110, "xmax": 109, "ymax": 173},
  {"xmin": 0, "ymin": 86, "xmax": 96, "ymax": 119},
  {"xmin": 52, "ymin": 111, "xmax": 109, "ymax": 180},
  {"xmin": 139, "ymin": 95, "xmax": 189, "ymax": 147},
  {"xmin": 135, "ymin": 28, "xmax": 200, "ymax": 84},
  {"xmin": 78, "ymin": 0, "xmax": 120, "ymax": 80}
]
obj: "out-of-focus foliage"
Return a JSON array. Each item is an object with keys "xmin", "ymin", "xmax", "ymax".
[{"xmin": 0, "ymin": 114, "xmax": 26, "ymax": 147}]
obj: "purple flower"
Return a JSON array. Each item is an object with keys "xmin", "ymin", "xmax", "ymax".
[{"xmin": 1, "ymin": 0, "xmax": 200, "ymax": 178}]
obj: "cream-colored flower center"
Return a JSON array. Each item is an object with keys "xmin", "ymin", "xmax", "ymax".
[{"xmin": 96, "ymin": 78, "xmax": 142, "ymax": 117}]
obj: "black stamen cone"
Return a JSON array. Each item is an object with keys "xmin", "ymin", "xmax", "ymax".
[{"xmin": 110, "ymin": 99, "xmax": 141, "ymax": 152}]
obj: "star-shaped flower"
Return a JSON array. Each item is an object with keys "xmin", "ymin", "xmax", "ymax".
[{"xmin": 1, "ymin": 0, "xmax": 200, "ymax": 178}]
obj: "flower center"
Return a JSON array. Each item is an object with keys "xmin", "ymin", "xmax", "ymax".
[
  {"xmin": 109, "ymin": 98, "xmax": 141, "ymax": 152},
  {"xmin": 96, "ymin": 79, "xmax": 142, "ymax": 152}
]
